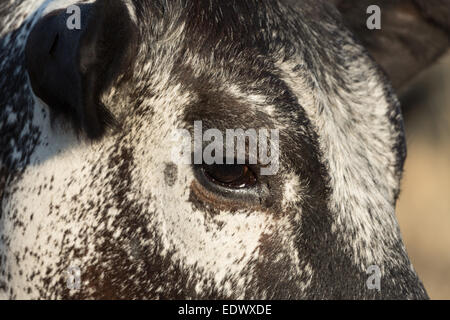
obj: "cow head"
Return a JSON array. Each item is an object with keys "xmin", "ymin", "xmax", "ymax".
[{"xmin": 1, "ymin": 0, "xmax": 448, "ymax": 299}]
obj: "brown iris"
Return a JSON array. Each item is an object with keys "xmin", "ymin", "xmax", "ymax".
[{"xmin": 202, "ymin": 163, "xmax": 257, "ymax": 189}]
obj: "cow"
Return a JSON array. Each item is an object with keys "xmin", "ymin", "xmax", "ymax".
[{"xmin": 0, "ymin": 0, "xmax": 448, "ymax": 299}]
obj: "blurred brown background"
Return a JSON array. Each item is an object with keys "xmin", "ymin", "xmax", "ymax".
[{"xmin": 397, "ymin": 52, "xmax": 450, "ymax": 300}]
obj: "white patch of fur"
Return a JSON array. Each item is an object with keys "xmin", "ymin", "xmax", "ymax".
[
  {"xmin": 225, "ymin": 84, "xmax": 285, "ymax": 128},
  {"xmin": 277, "ymin": 55, "xmax": 404, "ymax": 270},
  {"xmin": 123, "ymin": 0, "xmax": 137, "ymax": 24},
  {"xmin": 281, "ymin": 173, "xmax": 304, "ymax": 211}
]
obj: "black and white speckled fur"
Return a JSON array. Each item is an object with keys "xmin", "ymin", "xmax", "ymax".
[{"xmin": 0, "ymin": 0, "xmax": 429, "ymax": 299}]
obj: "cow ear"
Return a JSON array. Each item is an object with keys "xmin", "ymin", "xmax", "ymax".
[
  {"xmin": 25, "ymin": 0, "xmax": 138, "ymax": 139},
  {"xmin": 332, "ymin": 0, "xmax": 450, "ymax": 90}
]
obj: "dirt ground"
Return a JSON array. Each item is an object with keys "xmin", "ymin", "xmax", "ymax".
[{"xmin": 397, "ymin": 53, "xmax": 450, "ymax": 300}]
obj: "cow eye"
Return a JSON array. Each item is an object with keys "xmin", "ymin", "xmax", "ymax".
[
  {"xmin": 192, "ymin": 161, "xmax": 270, "ymax": 207},
  {"xmin": 202, "ymin": 163, "xmax": 257, "ymax": 189}
]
